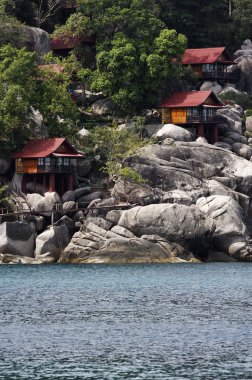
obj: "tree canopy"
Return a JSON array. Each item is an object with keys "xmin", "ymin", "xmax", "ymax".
[
  {"xmin": 54, "ymin": 0, "xmax": 187, "ymax": 111},
  {"xmin": 0, "ymin": 45, "xmax": 79, "ymax": 152}
]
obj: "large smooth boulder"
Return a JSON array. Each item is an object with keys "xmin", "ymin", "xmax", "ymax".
[
  {"xmin": 74, "ymin": 187, "xmax": 92, "ymax": 200},
  {"xmin": 0, "ymin": 158, "xmax": 11, "ymax": 175},
  {"xmin": 35, "ymin": 225, "xmax": 70, "ymax": 260},
  {"xmin": 126, "ymin": 142, "xmax": 252, "ymax": 196},
  {"xmin": 27, "ymin": 193, "xmax": 53, "ymax": 216},
  {"xmin": 0, "ymin": 222, "xmax": 36, "ymax": 257},
  {"xmin": 245, "ymin": 116, "xmax": 252, "ymax": 134},
  {"xmin": 117, "ymin": 203, "xmax": 214, "ymax": 256},
  {"xmin": 44, "ymin": 192, "xmax": 61, "ymax": 206},
  {"xmin": 73, "ymin": 238, "xmax": 190, "ymax": 264},
  {"xmin": 91, "ymin": 98, "xmax": 116, "ymax": 116},
  {"xmin": 60, "ymin": 223, "xmax": 197, "ymax": 264},
  {"xmin": 155, "ymin": 124, "xmax": 192, "ymax": 142},
  {"xmin": 216, "ymin": 108, "xmax": 243, "ymax": 134},
  {"xmin": 225, "ymin": 132, "xmax": 248, "ymax": 145},
  {"xmin": 62, "ymin": 190, "xmax": 75, "ymax": 203},
  {"xmin": 232, "ymin": 143, "xmax": 252, "ymax": 160},
  {"xmin": 78, "ymin": 191, "xmax": 103, "ymax": 205},
  {"xmin": 197, "ymin": 195, "xmax": 252, "ymax": 261},
  {"xmin": 235, "ymin": 56, "xmax": 252, "ymax": 95},
  {"xmin": 200, "ymin": 81, "xmax": 222, "ymax": 94},
  {"xmin": 77, "ymin": 127, "xmax": 90, "ymax": 141},
  {"xmin": 26, "ymin": 27, "xmax": 51, "ymax": 58},
  {"xmin": 76, "ymin": 160, "xmax": 92, "ymax": 177}
]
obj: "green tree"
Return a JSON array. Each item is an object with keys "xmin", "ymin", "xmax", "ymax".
[
  {"xmin": 232, "ymin": 0, "xmax": 252, "ymax": 44},
  {"xmin": 156, "ymin": 0, "xmax": 234, "ymax": 49},
  {"xmin": 0, "ymin": 45, "xmax": 79, "ymax": 152},
  {"xmin": 89, "ymin": 126, "xmax": 148, "ymax": 181},
  {"xmin": 53, "ymin": 0, "xmax": 187, "ymax": 112}
]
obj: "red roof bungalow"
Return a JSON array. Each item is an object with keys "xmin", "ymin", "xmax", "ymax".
[
  {"xmin": 13, "ymin": 138, "xmax": 84, "ymax": 195},
  {"xmin": 159, "ymin": 91, "xmax": 224, "ymax": 143},
  {"xmin": 51, "ymin": 35, "xmax": 95, "ymax": 58},
  {"xmin": 182, "ymin": 47, "xmax": 236, "ymax": 81}
]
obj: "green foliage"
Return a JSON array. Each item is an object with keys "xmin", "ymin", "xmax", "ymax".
[
  {"xmin": 0, "ymin": 184, "xmax": 9, "ymax": 205},
  {"xmin": 54, "ymin": 1, "xmax": 187, "ymax": 112},
  {"xmin": 89, "ymin": 126, "xmax": 148, "ymax": 179},
  {"xmin": 232, "ymin": 0, "xmax": 252, "ymax": 44},
  {"xmin": 219, "ymin": 91, "xmax": 252, "ymax": 110},
  {"xmin": 0, "ymin": 45, "xmax": 80, "ymax": 152},
  {"xmin": 91, "ymin": 29, "xmax": 187, "ymax": 112},
  {"xmin": 244, "ymin": 109, "xmax": 252, "ymax": 118},
  {"xmin": 119, "ymin": 167, "xmax": 145, "ymax": 184}
]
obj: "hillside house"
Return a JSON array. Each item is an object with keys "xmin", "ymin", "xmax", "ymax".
[
  {"xmin": 13, "ymin": 138, "xmax": 84, "ymax": 195},
  {"xmin": 159, "ymin": 90, "xmax": 223, "ymax": 143},
  {"xmin": 182, "ymin": 47, "xmax": 236, "ymax": 82}
]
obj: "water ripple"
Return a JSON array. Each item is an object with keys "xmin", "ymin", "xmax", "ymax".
[{"xmin": 0, "ymin": 263, "xmax": 251, "ymax": 379}]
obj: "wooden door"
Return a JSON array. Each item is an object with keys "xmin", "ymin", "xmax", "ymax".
[{"xmin": 171, "ymin": 108, "xmax": 186, "ymax": 124}]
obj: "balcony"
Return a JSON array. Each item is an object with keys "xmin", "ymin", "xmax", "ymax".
[
  {"xmin": 186, "ymin": 115, "xmax": 223, "ymax": 124},
  {"xmin": 37, "ymin": 164, "xmax": 76, "ymax": 173},
  {"xmin": 164, "ymin": 115, "xmax": 222, "ymax": 125},
  {"xmin": 202, "ymin": 71, "xmax": 237, "ymax": 81}
]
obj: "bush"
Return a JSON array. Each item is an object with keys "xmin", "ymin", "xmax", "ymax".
[
  {"xmin": 219, "ymin": 92, "xmax": 252, "ymax": 110},
  {"xmin": 119, "ymin": 167, "xmax": 145, "ymax": 184}
]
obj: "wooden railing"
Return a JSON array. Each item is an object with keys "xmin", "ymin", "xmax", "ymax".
[
  {"xmin": 164, "ymin": 115, "xmax": 222, "ymax": 124},
  {"xmin": 202, "ymin": 71, "xmax": 237, "ymax": 80},
  {"xmin": 37, "ymin": 164, "xmax": 76, "ymax": 173}
]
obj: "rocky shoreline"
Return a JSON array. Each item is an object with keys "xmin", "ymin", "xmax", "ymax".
[
  {"xmin": 2, "ymin": 38, "xmax": 252, "ymax": 264},
  {"xmin": 1, "ymin": 136, "xmax": 252, "ymax": 264}
]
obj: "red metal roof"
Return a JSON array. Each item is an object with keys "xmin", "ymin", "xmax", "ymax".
[
  {"xmin": 159, "ymin": 91, "xmax": 223, "ymax": 108},
  {"xmin": 13, "ymin": 138, "xmax": 84, "ymax": 159},
  {"xmin": 51, "ymin": 35, "xmax": 94, "ymax": 50},
  {"xmin": 182, "ymin": 47, "xmax": 232, "ymax": 65}
]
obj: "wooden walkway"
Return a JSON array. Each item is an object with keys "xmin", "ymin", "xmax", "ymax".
[{"xmin": 0, "ymin": 202, "xmax": 136, "ymax": 218}]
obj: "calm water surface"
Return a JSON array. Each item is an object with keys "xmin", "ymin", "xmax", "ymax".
[{"xmin": 0, "ymin": 263, "xmax": 251, "ymax": 379}]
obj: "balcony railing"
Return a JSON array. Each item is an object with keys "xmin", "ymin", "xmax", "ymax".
[
  {"xmin": 37, "ymin": 164, "xmax": 76, "ymax": 173},
  {"xmin": 202, "ymin": 71, "xmax": 237, "ymax": 81},
  {"xmin": 186, "ymin": 115, "xmax": 223, "ymax": 123},
  {"xmin": 164, "ymin": 115, "xmax": 222, "ymax": 124}
]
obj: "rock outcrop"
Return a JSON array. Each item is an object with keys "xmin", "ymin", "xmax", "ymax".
[
  {"xmin": 233, "ymin": 39, "xmax": 252, "ymax": 95},
  {"xmin": 60, "ymin": 209, "xmax": 203, "ymax": 264},
  {"xmin": 0, "ymin": 222, "xmax": 36, "ymax": 258},
  {"xmin": 155, "ymin": 124, "xmax": 192, "ymax": 142},
  {"xmin": 35, "ymin": 225, "xmax": 70, "ymax": 260}
]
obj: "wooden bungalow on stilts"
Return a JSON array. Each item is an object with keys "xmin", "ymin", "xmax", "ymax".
[
  {"xmin": 159, "ymin": 90, "xmax": 224, "ymax": 143},
  {"xmin": 181, "ymin": 47, "xmax": 236, "ymax": 82},
  {"xmin": 13, "ymin": 138, "xmax": 84, "ymax": 195}
]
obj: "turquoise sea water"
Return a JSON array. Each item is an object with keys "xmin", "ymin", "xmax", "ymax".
[{"xmin": 0, "ymin": 263, "xmax": 251, "ymax": 379}]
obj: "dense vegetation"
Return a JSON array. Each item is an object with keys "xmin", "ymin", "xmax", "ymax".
[
  {"xmin": 0, "ymin": 44, "xmax": 79, "ymax": 151},
  {"xmin": 0, "ymin": 0, "xmax": 252, "ymax": 155}
]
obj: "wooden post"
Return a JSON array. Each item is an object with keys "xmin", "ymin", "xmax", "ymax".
[
  {"xmin": 214, "ymin": 125, "xmax": 219, "ymax": 143},
  {"xmin": 43, "ymin": 174, "xmax": 47, "ymax": 194},
  {"xmin": 49, "ymin": 173, "xmax": 55, "ymax": 192},
  {"xmin": 68, "ymin": 174, "xmax": 74, "ymax": 191},
  {"xmin": 198, "ymin": 124, "xmax": 204, "ymax": 137},
  {"xmin": 33, "ymin": 175, "xmax": 37, "ymax": 193},
  {"xmin": 161, "ymin": 109, "xmax": 165, "ymax": 125}
]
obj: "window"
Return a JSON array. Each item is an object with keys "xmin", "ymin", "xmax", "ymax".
[
  {"xmin": 45, "ymin": 157, "xmax": 51, "ymax": 170},
  {"xmin": 186, "ymin": 108, "xmax": 192, "ymax": 117},
  {"xmin": 63, "ymin": 157, "xmax": 69, "ymax": 166},
  {"xmin": 57, "ymin": 157, "xmax": 62, "ymax": 166},
  {"xmin": 38, "ymin": 158, "xmax": 44, "ymax": 166}
]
